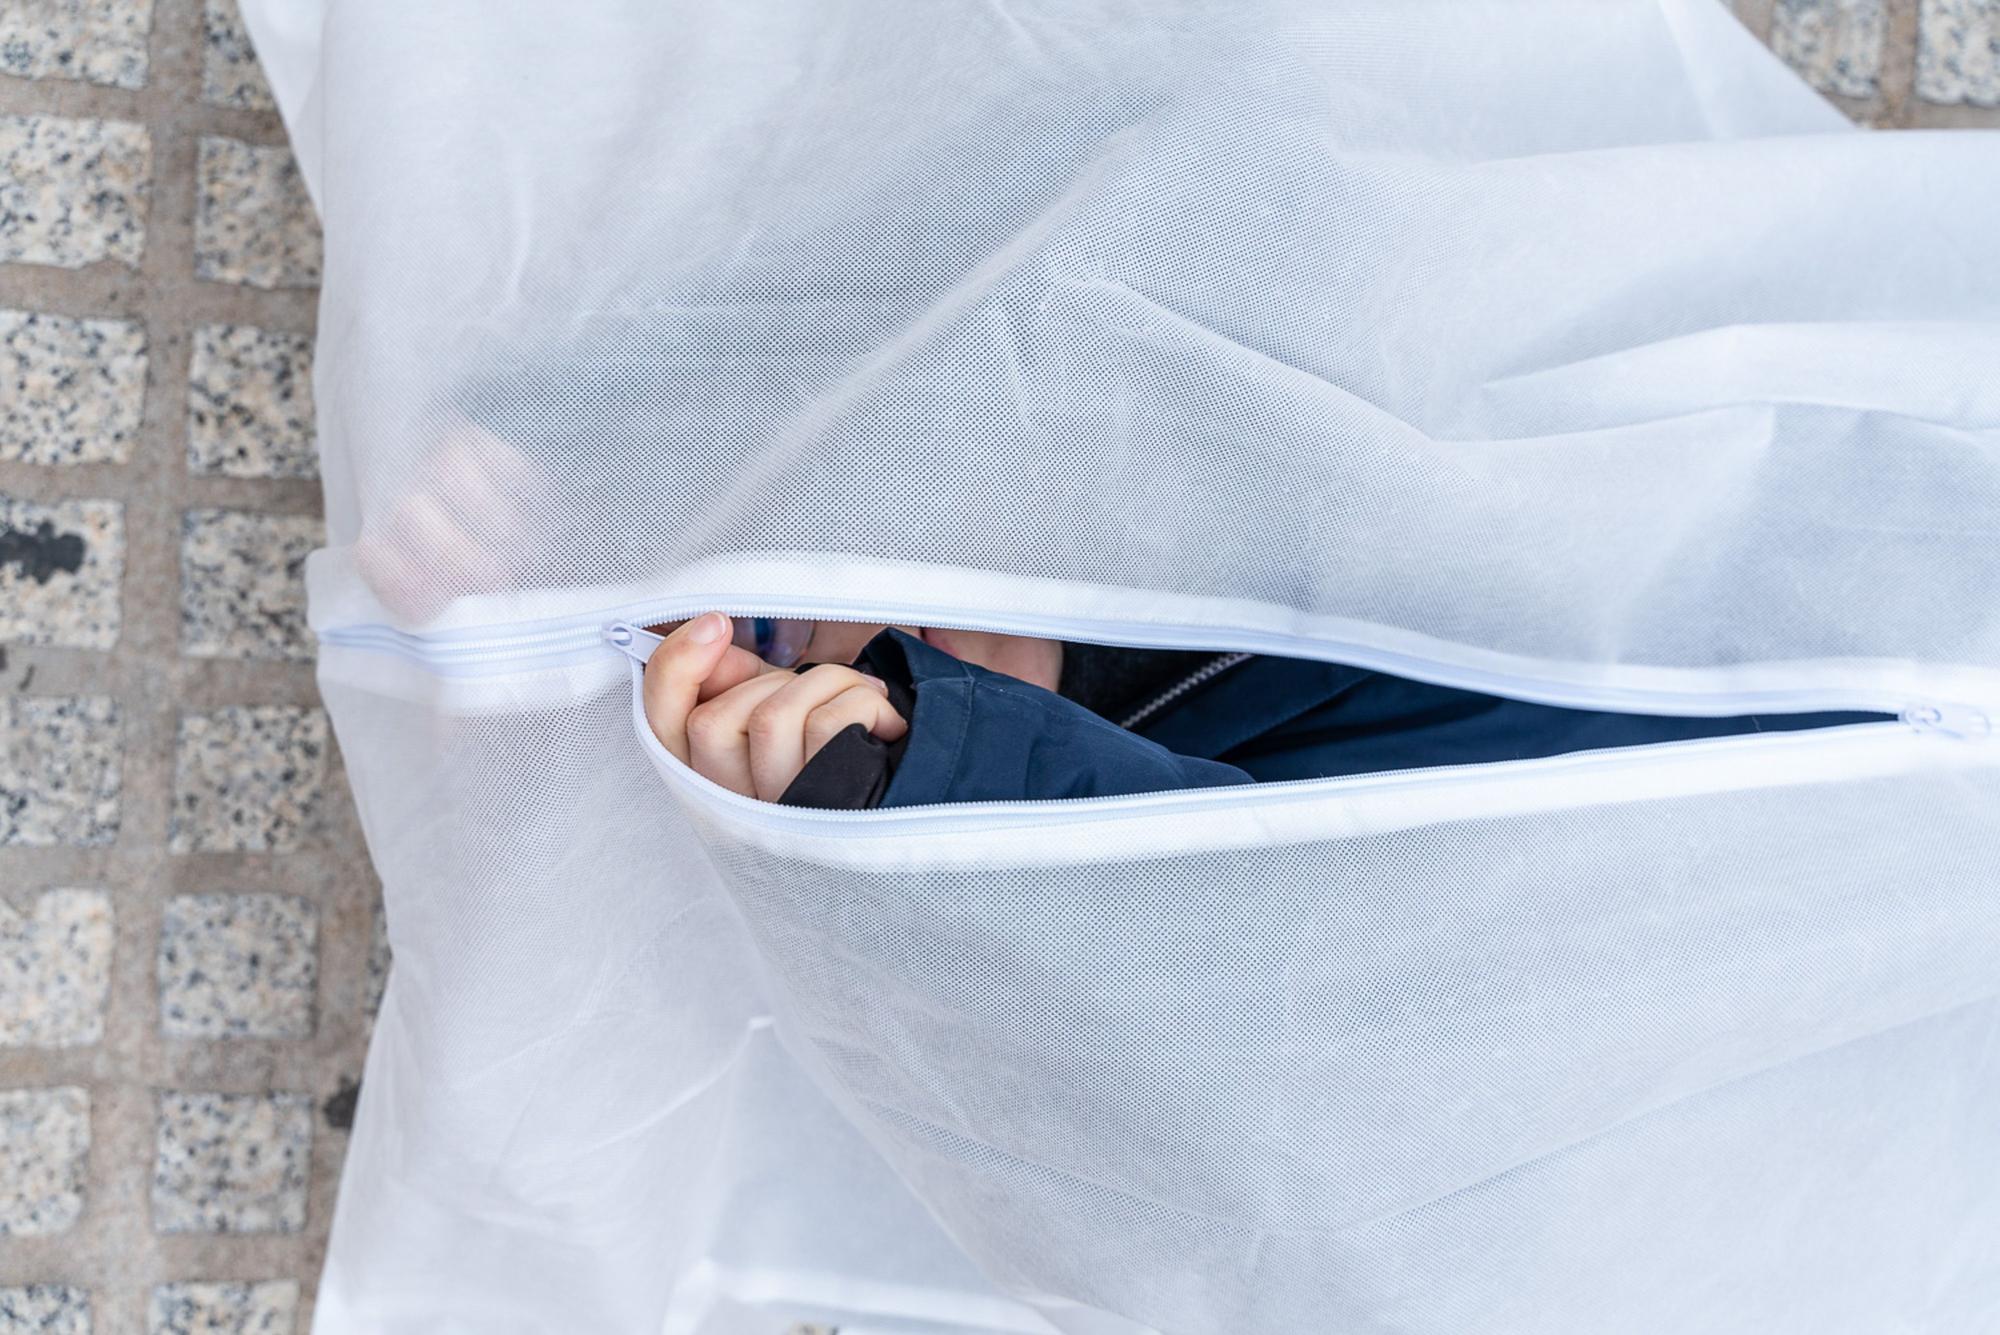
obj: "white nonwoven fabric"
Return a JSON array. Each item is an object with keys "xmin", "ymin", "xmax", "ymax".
[{"xmin": 238, "ymin": 0, "xmax": 2000, "ymax": 1331}]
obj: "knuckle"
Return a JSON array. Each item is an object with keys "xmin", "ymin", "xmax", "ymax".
[
  {"xmin": 745, "ymin": 701, "xmax": 787, "ymax": 740},
  {"xmin": 684, "ymin": 704, "xmax": 726, "ymax": 742},
  {"xmin": 803, "ymin": 707, "xmax": 847, "ymax": 747}
]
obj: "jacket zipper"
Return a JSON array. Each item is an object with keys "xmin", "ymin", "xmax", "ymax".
[{"xmin": 1115, "ymin": 653, "xmax": 1253, "ymax": 729}]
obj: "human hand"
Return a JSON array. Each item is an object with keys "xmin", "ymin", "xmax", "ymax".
[
  {"xmin": 354, "ymin": 414, "xmax": 552, "ymax": 622},
  {"xmin": 642, "ymin": 612, "xmax": 908, "ymax": 800}
]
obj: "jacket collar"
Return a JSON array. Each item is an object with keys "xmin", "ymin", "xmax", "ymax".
[{"xmin": 866, "ymin": 628, "xmax": 1371, "ymax": 765}]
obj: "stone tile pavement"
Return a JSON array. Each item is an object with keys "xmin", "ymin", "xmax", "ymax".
[
  {"xmin": 2, "ymin": 1, "xmax": 374, "ymax": 1330},
  {"xmin": 0, "ymin": 0, "xmax": 1995, "ymax": 1331}
]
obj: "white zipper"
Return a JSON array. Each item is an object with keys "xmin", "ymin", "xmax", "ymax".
[
  {"xmin": 605, "ymin": 621, "xmax": 1259, "ymax": 731},
  {"xmin": 318, "ymin": 599, "xmax": 1995, "ymax": 737},
  {"xmin": 627, "ymin": 701, "xmax": 1945, "ymax": 835}
]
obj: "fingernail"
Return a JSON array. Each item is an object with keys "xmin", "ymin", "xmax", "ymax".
[
  {"xmin": 861, "ymin": 672, "xmax": 889, "ymax": 692},
  {"xmin": 687, "ymin": 612, "xmax": 727, "ymax": 644}
]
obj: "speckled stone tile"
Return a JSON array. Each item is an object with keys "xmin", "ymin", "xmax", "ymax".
[
  {"xmin": 363, "ymin": 903, "xmax": 389, "ymax": 1018},
  {"xmin": 159, "ymin": 894, "xmax": 317, "ymax": 1041},
  {"xmin": 1772, "ymin": 0, "xmax": 1887, "ymax": 96},
  {"xmin": 0, "ymin": 889, "xmax": 113, "ymax": 1048},
  {"xmin": 1919, "ymin": 0, "xmax": 2000, "ymax": 104},
  {"xmin": 0, "ymin": 309, "xmax": 148, "ymax": 467},
  {"xmin": 193, "ymin": 137, "xmax": 319, "ymax": 290},
  {"xmin": 186, "ymin": 324, "xmax": 315, "ymax": 479},
  {"xmin": 179, "ymin": 510, "xmax": 319, "ymax": 661},
  {"xmin": 1, "ymin": 495, "xmax": 122, "ymax": 650},
  {"xmin": 148, "ymin": 1281, "xmax": 296, "ymax": 1335},
  {"xmin": 0, "ymin": 0, "xmax": 153, "ymax": 89},
  {"xmin": 168, "ymin": 707, "xmax": 327, "ymax": 854},
  {"xmin": 0, "ymin": 1087, "xmax": 88, "ymax": 1236},
  {"xmin": 151, "ymin": 1092, "xmax": 310, "ymax": 1234},
  {"xmin": 0, "ymin": 115, "xmax": 150, "ymax": 269},
  {"xmin": 0, "ymin": 697, "xmax": 120, "ymax": 848},
  {"xmin": 0, "ymin": 1285, "xmax": 91, "ymax": 1334},
  {"xmin": 198, "ymin": 0, "xmax": 274, "ymax": 111}
]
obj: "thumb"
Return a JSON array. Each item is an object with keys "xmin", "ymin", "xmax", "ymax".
[{"xmin": 642, "ymin": 612, "xmax": 733, "ymax": 764}]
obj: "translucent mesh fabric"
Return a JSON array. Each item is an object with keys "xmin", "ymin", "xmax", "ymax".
[
  {"xmin": 235, "ymin": 0, "xmax": 2000, "ymax": 1330},
  {"xmin": 684, "ymin": 739, "xmax": 2000, "ymax": 1334},
  {"xmin": 280, "ymin": 0, "xmax": 1998, "ymax": 669},
  {"xmin": 316, "ymin": 664, "xmax": 2000, "ymax": 1333}
]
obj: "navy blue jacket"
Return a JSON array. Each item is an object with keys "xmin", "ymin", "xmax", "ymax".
[{"xmin": 787, "ymin": 630, "xmax": 1878, "ymax": 809}]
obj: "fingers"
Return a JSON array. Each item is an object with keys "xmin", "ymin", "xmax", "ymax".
[
  {"xmin": 354, "ymin": 416, "xmax": 553, "ymax": 623},
  {"xmin": 649, "ymin": 644, "xmax": 908, "ymax": 803},
  {"xmin": 684, "ymin": 671, "xmax": 794, "ymax": 797},
  {"xmin": 641, "ymin": 621, "xmax": 780, "ymax": 701},
  {"xmin": 696, "ymin": 644, "xmax": 779, "ymax": 702},
  {"xmin": 640, "ymin": 612, "xmax": 736, "ymax": 764},
  {"xmin": 745, "ymin": 666, "xmax": 902, "ymax": 801},
  {"xmin": 420, "ymin": 434, "xmax": 524, "ymax": 549},
  {"xmin": 803, "ymin": 682, "xmax": 911, "ymax": 756}
]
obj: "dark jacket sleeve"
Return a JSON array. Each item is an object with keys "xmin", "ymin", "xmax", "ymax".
[
  {"xmin": 781, "ymin": 629, "xmax": 1251, "ymax": 809},
  {"xmin": 777, "ymin": 656, "xmax": 916, "ymax": 810}
]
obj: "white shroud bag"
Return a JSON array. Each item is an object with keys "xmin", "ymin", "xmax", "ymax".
[{"xmin": 240, "ymin": 0, "xmax": 2000, "ymax": 1330}]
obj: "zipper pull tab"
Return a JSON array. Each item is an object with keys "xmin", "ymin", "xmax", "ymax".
[
  {"xmin": 603, "ymin": 621, "xmax": 665, "ymax": 666},
  {"xmin": 1901, "ymin": 702, "xmax": 1993, "ymax": 741}
]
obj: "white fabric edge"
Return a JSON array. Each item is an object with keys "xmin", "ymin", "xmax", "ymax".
[
  {"xmin": 236, "ymin": 0, "xmax": 328, "ymax": 212},
  {"xmin": 632, "ymin": 667, "xmax": 2000, "ymax": 869},
  {"xmin": 308, "ymin": 550, "xmax": 2000, "ymax": 716},
  {"xmin": 315, "ymin": 642, "xmax": 627, "ymax": 715}
]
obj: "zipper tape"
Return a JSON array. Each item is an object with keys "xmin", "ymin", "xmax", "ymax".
[
  {"xmin": 584, "ymin": 617, "xmax": 1991, "ymax": 733},
  {"xmin": 319, "ymin": 599, "xmax": 1996, "ymax": 731},
  {"xmin": 627, "ymin": 666, "xmax": 1990, "ymax": 859}
]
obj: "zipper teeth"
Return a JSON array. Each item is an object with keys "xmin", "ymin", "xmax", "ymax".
[
  {"xmin": 319, "ymin": 598, "xmax": 1994, "ymax": 723},
  {"xmin": 661, "ymin": 717, "xmax": 1924, "ymax": 830},
  {"xmin": 1117, "ymin": 653, "xmax": 1254, "ymax": 729},
  {"xmin": 605, "ymin": 622, "xmax": 1255, "ymax": 732}
]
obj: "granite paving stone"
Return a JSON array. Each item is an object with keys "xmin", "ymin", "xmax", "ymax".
[
  {"xmin": 186, "ymin": 324, "xmax": 316, "ymax": 479},
  {"xmin": 0, "ymin": 696, "xmax": 120, "ymax": 848},
  {"xmin": 1919, "ymin": 0, "xmax": 2000, "ymax": 103},
  {"xmin": 0, "ymin": 889, "xmax": 114, "ymax": 1048},
  {"xmin": 0, "ymin": 1285, "xmax": 91, "ymax": 1334},
  {"xmin": 148, "ymin": 1281, "xmax": 297, "ymax": 1335},
  {"xmin": 1, "ymin": 309, "xmax": 149, "ymax": 467},
  {"xmin": 159, "ymin": 894, "xmax": 317, "ymax": 1041},
  {"xmin": 1, "ymin": 495, "xmax": 122, "ymax": 650},
  {"xmin": 0, "ymin": 0, "xmax": 153, "ymax": 89},
  {"xmin": 193, "ymin": 138, "xmax": 320, "ymax": 290},
  {"xmin": 151, "ymin": 1092, "xmax": 311, "ymax": 1234},
  {"xmin": 0, "ymin": 1087, "xmax": 88, "ymax": 1236},
  {"xmin": 168, "ymin": 706, "xmax": 328, "ymax": 854},
  {"xmin": 199, "ymin": 0, "xmax": 275, "ymax": 111},
  {"xmin": 1773, "ymin": 0, "xmax": 1888, "ymax": 96},
  {"xmin": 180, "ymin": 509, "xmax": 319, "ymax": 660},
  {"xmin": 363, "ymin": 903, "xmax": 389, "ymax": 1018},
  {"xmin": 0, "ymin": 114, "xmax": 150, "ymax": 269}
]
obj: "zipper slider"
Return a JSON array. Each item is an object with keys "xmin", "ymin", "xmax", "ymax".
[
  {"xmin": 603, "ymin": 621, "xmax": 664, "ymax": 666},
  {"xmin": 1901, "ymin": 702, "xmax": 1993, "ymax": 741}
]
